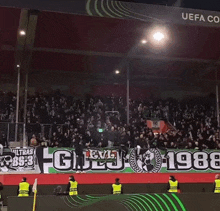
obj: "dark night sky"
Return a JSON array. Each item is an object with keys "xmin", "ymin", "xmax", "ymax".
[{"xmin": 121, "ymin": 0, "xmax": 220, "ymax": 12}]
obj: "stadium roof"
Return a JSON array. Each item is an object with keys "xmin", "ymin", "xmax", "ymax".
[{"xmin": 1, "ymin": 1, "xmax": 220, "ymax": 92}]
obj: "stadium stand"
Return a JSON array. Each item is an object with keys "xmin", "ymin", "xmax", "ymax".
[{"xmin": 0, "ymin": 91, "xmax": 219, "ymax": 150}]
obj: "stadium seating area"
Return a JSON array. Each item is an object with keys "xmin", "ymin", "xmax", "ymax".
[{"xmin": 0, "ymin": 91, "xmax": 219, "ymax": 150}]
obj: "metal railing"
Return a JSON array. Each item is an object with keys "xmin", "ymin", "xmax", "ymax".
[
  {"xmin": 0, "ymin": 122, "xmax": 71, "ymax": 142},
  {"xmin": 0, "ymin": 122, "xmax": 23, "ymax": 143}
]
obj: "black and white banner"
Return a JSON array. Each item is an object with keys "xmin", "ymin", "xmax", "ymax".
[
  {"xmin": 0, "ymin": 147, "xmax": 36, "ymax": 173},
  {"xmin": 36, "ymin": 147, "xmax": 220, "ymax": 174}
]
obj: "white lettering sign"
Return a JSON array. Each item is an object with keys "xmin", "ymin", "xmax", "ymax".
[{"xmin": 182, "ymin": 12, "xmax": 220, "ymax": 24}]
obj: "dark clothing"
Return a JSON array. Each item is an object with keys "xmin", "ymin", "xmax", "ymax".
[
  {"xmin": 0, "ymin": 136, "xmax": 8, "ymax": 148},
  {"xmin": 63, "ymin": 136, "xmax": 71, "ymax": 147},
  {"xmin": 75, "ymin": 155, "xmax": 83, "ymax": 171},
  {"xmin": 213, "ymin": 182, "xmax": 215, "ymax": 192},
  {"xmin": 120, "ymin": 134, "xmax": 130, "ymax": 145},
  {"xmin": 75, "ymin": 144, "xmax": 83, "ymax": 156},
  {"xmin": 119, "ymin": 144, "xmax": 128, "ymax": 160},
  {"xmin": 66, "ymin": 182, "xmax": 71, "ymax": 192},
  {"xmin": 75, "ymin": 143, "xmax": 84, "ymax": 171},
  {"xmin": 107, "ymin": 131, "xmax": 118, "ymax": 143},
  {"xmin": 0, "ymin": 183, "xmax": 3, "ymax": 201}
]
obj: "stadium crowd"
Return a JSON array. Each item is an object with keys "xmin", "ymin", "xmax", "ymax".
[{"xmin": 0, "ymin": 91, "xmax": 220, "ymax": 150}]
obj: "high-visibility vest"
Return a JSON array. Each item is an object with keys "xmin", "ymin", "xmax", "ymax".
[
  {"xmin": 69, "ymin": 181, "xmax": 78, "ymax": 196},
  {"xmin": 214, "ymin": 179, "xmax": 220, "ymax": 193},
  {"xmin": 168, "ymin": 180, "xmax": 178, "ymax": 193},
  {"xmin": 112, "ymin": 184, "xmax": 122, "ymax": 194},
  {"xmin": 18, "ymin": 182, "xmax": 30, "ymax": 197}
]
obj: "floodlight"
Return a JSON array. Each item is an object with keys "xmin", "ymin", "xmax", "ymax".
[
  {"xmin": 153, "ymin": 32, "xmax": 165, "ymax": 41},
  {"xmin": 146, "ymin": 26, "xmax": 170, "ymax": 48},
  {"xmin": 141, "ymin": 39, "xmax": 147, "ymax": 44},
  {"xmin": 19, "ymin": 30, "xmax": 26, "ymax": 36},
  {"xmin": 115, "ymin": 70, "xmax": 120, "ymax": 74}
]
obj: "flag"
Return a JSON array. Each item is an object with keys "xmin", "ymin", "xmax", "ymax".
[
  {"xmin": 32, "ymin": 178, "xmax": 38, "ymax": 193},
  {"xmin": 32, "ymin": 178, "xmax": 38, "ymax": 211}
]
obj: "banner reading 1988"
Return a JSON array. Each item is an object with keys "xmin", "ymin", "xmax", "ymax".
[{"xmin": 36, "ymin": 147, "xmax": 220, "ymax": 173}]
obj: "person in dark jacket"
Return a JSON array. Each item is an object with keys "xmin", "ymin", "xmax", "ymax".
[
  {"xmin": 75, "ymin": 140, "xmax": 84, "ymax": 173},
  {"xmin": 0, "ymin": 133, "xmax": 8, "ymax": 150}
]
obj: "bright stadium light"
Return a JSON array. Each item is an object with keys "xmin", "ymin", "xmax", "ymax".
[
  {"xmin": 146, "ymin": 25, "xmax": 170, "ymax": 48},
  {"xmin": 17, "ymin": 64, "xmax": 20, "ymax": 68},
  {"xmin": 19, "ymin": 30, "xmax": 26, "ymax": 36},
  {"xmin": 115, "ymin": 70, "xmax": 120, "ymax": 74},
  {"xmin": 153, "ymin": 32, "xmax": 165, "ymax": 41},
  {"xmin": 141, "ymin": 39, "xmax": 147, "ymax": 44}
]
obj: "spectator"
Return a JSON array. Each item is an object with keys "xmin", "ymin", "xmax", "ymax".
[
  {"xmin": 0, "ymin": 182, "xmax": 3, "ymax": 204},
  {"xmin": 1, "ymin": 91, "xmax": 219, "ymax": 150},
  {"xmin": 75, "ymin": 140, "xmax": 84, "ymax": 173},
  {"xmin": 30, "ymin": 134, "xmax": 39, "ymax": 147},
  {"xmin": 0, "ymin": 134, "xmax": 8, "ymax": 154}
]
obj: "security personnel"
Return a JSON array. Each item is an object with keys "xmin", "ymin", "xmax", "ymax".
[
  {"xmin": 167, "ymin": 175, "xmax": 180, "ymax": 193},
  {"xmin": 112, "ymin": 178, "xmax": 123, "ymax": 194},
  {"xmin": 66, "ymin": 176, "xmax": 78, "ymax": 196},
  {"xmin": 17, "ymin": 177, "xmax": 31, "ymax": 197},
  {"xmin": 214, "ymin": 174, "xmax": 220, "ymax": 193}
]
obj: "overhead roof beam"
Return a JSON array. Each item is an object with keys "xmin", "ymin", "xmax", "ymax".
[
  {"xmin": 15, "ymin": 9, "xmax": 29, "ymax": 66},
  {"xmin": 15, "ymin": 9, "xmax": 40, "ymax": 70},
  {"xmin": 33, "ymin": 47, "xmax": 220, "ymax": 64},
  {"xmin": 31, "ymin": 68, "xmax": 220, "ymax": 83}
]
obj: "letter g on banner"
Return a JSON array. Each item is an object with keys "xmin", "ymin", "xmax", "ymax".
[{"xmin": 53, "ymin": 150, "xmax": 72, "ymax": 171}]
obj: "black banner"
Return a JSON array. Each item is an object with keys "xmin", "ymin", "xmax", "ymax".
[{"xmin": 0, "ymin": 148, "xmax": 36, "ymax": 173}]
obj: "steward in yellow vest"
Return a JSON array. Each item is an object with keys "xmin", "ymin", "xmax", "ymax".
[
  {"xmin": 214, "ymin": 174, "xmax": 220, "ymax": 193},
  {"xmin": 66, "ymin": 176, "xmax": 78, "ymax": 196},
  {"xmin": 18, "ymin": 177, "xmax": 31, "ymax": 197},
  {"xmin": 167, "ymin": 176, "xmax": 180, "ymax": 193},
  {"xmin": 112, "ymin": 178, "xmax": 123, "ymax": 194}
]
